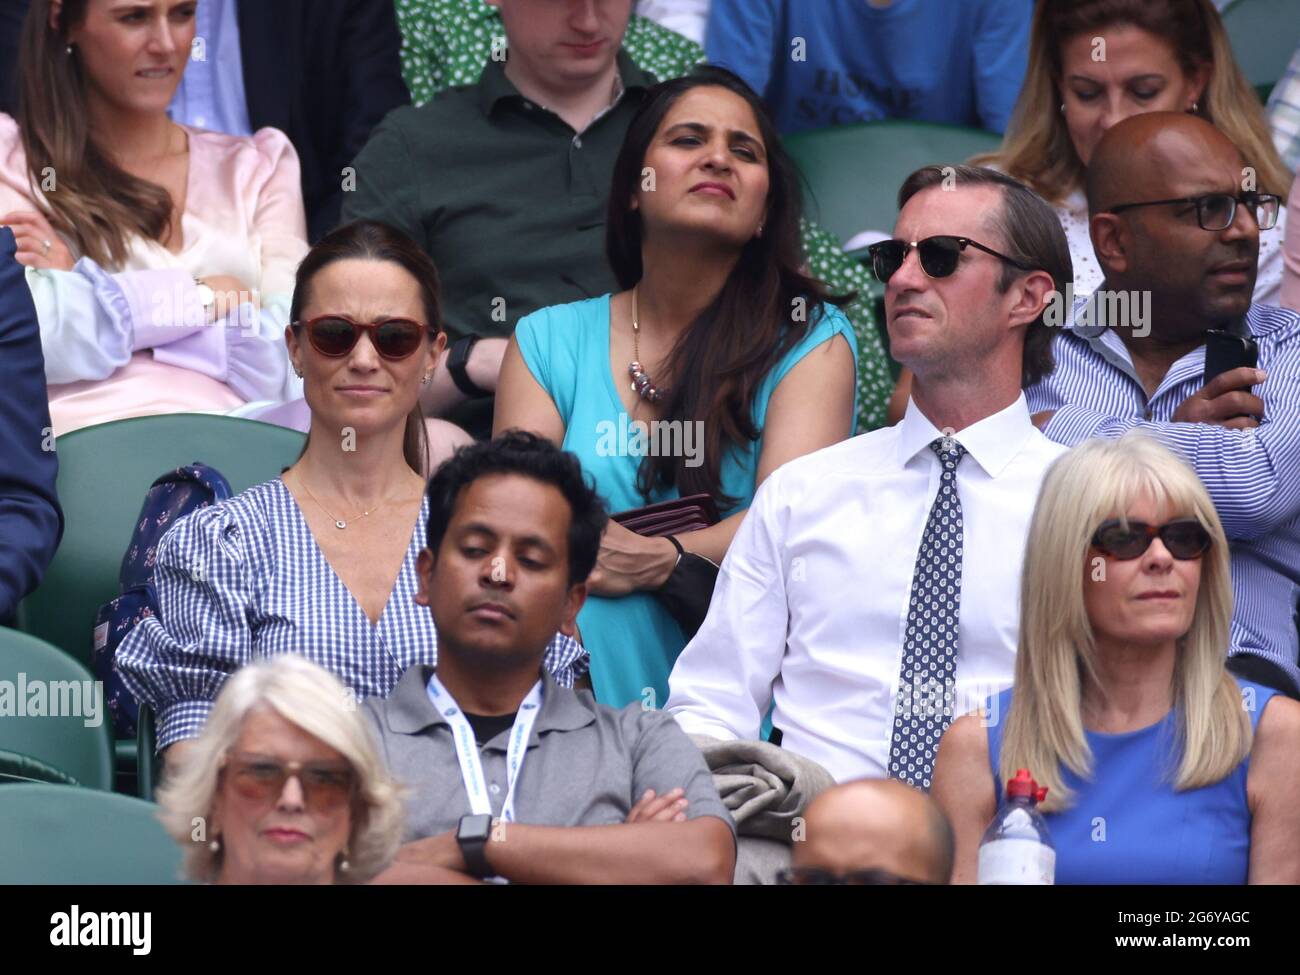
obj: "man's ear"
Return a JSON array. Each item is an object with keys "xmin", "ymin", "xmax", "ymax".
[
  {"xmin": 558, "ymin": 581, "xmax": 588, "ymax": 638},
  {"xmin": 1090, "ymin": 212, "xmax": 1129, "ymax": 276},
  {"xmin": 1006, "ymin": 268, "xmax": 1057, "ymax": 331},
  {"xmin": 415, "ymin": 548, "xmax": 436, "ymax": 607}
]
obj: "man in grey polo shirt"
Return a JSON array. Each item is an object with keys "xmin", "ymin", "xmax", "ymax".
[{"xmin": 367, "ymin": 432, "xmax": 735, "ymax": 884}]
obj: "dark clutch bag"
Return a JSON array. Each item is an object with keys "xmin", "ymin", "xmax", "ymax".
[
  {"xmin": 612, "ymin": 494, "xmax": 723, "ymax": 639},
  {"xmin": 611, "ymin": 493, "xmax": 721, "ymax": 536}
]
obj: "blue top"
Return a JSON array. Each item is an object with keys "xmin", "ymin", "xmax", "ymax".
[
  {"xmin": 168, "ymin": 0, "xmax": 253, "ymax": 137},
  {"xmin": 115, "ymin": 478, "xmax": 588, "ymax": 749},
  {"xmin": 704, "ymin": 0, "xmax": 1032, "ymax": 135},
  {"xmin": 516, "ymin": 294, "xmax": 857, "ymax": 707},
  {"xmin": 985, "ymin": 678, "xmax": 1278, "ymax": 884}
]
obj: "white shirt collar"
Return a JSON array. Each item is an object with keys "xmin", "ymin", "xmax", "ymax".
[{"xmin": 897, "ymin": 393, "xmax": 1037, "ymax": 479}]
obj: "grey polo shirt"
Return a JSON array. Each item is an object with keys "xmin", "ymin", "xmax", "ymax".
[{"xmin": 364, "ymin": 665, "xmax": 734, "ymax": 841}]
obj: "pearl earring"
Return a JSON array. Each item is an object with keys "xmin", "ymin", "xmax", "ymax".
[
  {"xmin": 337, "ymin": 850, "xmax": 351, "ymax": 873},
  {"xmin": 1060, "ymin": 102, "xmax": 1066, "ymax": 114},
  {"xmin": 1189, "ymin": 101, "xmax": 1199, "ymax": 113},
  {"xmin": 209, "ymin": 838, "xmax": 221, "ymax": 852}
]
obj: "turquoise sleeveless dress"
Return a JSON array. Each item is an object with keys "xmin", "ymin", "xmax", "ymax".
[
  {"xmin": 985, "ymin": 677, "xmax": 1276, "ymax": 884},
  {"xmin": 515, "ymin": 294, "xmax": 857, "ymax": 707}
]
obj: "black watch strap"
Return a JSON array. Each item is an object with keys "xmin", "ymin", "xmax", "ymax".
[
  {"xmin": 456, "ymin": 813, "xmax": 494, "ymax": 878},
  {"xmin": 448, "ymin": 335, "xmax": 491, "ymax": 399}
]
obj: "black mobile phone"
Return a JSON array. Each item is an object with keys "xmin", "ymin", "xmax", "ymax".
[{"xmin": 1203, "ymin": 330, "xmax": 1258, "ymax": 386}]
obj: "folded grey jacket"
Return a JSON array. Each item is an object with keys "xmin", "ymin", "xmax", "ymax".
[{"xmin": 688, "ymin": 735, "xmax": 836, "ymax": 841}]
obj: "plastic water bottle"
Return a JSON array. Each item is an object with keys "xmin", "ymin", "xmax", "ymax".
[{"xmin": 977, "ymin": 768, "xmax": 1055, "ymax": 885}]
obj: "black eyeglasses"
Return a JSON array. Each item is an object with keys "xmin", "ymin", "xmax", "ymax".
[
  {"xmin": 1090, "ymin": 519, "xmax": 1212, "ymax": 561},
  {"xmin": 1105, "ymin": 192, "xmax": 1281, "ymax": 232},
  {"xmin": 776, "ymin": 867, "xmax": 928, "ymax": 886},
  {"xmin": 867, "ymin": 235, "xmax": 1041, "ymax": 284}
]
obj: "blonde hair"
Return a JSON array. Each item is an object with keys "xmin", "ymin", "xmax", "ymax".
[
  {"xmin": 973, "ymin": 0, "xmax": 1293, "ymax": 205},
  {"xmin": 157, "ymin": 656, "xmax": 405, "ymax": 883},
  {"xmin": 1000, "ymin": 434, "xmax": 1250, "ymax": 813}
]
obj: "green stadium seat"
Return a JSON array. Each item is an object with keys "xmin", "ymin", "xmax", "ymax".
[
  {"xmin": 785, "ymin": 119, "xmax": 1002, "ymax": 245},
  {"xmin": 1221, "ymin": 0, "xmax": 1300, "ymax": 92},
  {"xmin": 0, "ymin": 628, "xmax": 113, "ymax": 789},
  {"xmin": 17, "ymin": 413, "xmax": 306, "ymax": 667},
  {"xmin": 0, "ymin": 784, "xmax": 185, "ymax": 883}
]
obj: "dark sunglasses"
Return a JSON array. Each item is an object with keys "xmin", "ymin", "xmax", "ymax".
[
  {"xmin": 867, "ymin": 235, "xmax": 1040, "ymax": 283},
  {"xmin": 776, "ymin": 866, "xmax": 927, "ymax": 886},
  {"xmin": 293, "ymin": 314, "xmax": 428, "ymax": 360},
  {"xmin": 1105, "ymin": 192, "xmax": 1281, "ymax": 232},
  {"xmin": 222, "ymin": 752, "xmax": 357, "ymax": 812},
  {"xmin": 1090, "ymin": 519, "xmax": 1212, "ymax": 561}
]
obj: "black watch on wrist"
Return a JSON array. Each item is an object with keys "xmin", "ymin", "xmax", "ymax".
[
  {"xmin": 447, "ymin": 335, "xmax": 491, "ymax": 399},
  {"xmin": 456, "ymin": 813, "xmax": 494, "ymax": 878}
]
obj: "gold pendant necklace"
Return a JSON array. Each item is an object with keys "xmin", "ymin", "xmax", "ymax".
[
  {"xmin": 293, "ymin": 473, "xmax": 388, "ymax": 530},
  {"xmin": 628, "ymin": 285, "xmax": 668, "ymax": 402}
]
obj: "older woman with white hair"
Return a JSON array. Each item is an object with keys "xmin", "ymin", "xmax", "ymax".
[
  {"xmin": 932, "ymin": 434, "xmax": 1300, "ymax": 884},
  {"xmin": 157, "ymin": 655, "xmax": 404, "ymax": 885}
]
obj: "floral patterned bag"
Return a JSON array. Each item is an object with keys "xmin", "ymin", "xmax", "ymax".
[{"xmin": 91, "ymin": 465, "xmax": 232, "ymax": 738}]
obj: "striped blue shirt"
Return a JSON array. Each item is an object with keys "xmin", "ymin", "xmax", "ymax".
[
  {"xmin": 1026, "ymin": 301, "xmax": 1300, "ymax": 693},
  {"xmin": 115, "ymin": 478, "xmax": 589, "ymax": 749}
]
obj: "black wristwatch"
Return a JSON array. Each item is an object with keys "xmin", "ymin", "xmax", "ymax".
[
  {"xmin": 447, "ymin": 335, "xmax": 491, "ymax": 399},
  {"xmin": 456, "ymin": 813, "xmax": 494, "ymax": 878}
]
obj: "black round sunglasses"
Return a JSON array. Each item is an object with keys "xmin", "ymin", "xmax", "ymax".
[{"xmin": 867, "ymin": 234, "xmax": 1042, "ymax": 284}]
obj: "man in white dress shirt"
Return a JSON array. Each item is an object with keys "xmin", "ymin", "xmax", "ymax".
[{"xmin": 666, "ymin": 165, "xmax": 1072, "ymax": 786}]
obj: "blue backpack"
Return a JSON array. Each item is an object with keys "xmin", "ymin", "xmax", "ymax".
[{"xmin": 92, "ymin": 464, "xmax": 232, "ymax": 738}]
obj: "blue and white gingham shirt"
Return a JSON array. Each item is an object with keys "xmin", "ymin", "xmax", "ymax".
[
  {"xmin": 1026, "ymin": 300, "xmax": 1300, "ymax": 693},
  {"xmin": 115, "ymin": 478, "xmax": 589, "ymax": 748}
]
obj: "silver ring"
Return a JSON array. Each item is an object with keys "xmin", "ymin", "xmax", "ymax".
[{"xmin": 42, "ymin": 238, "xmax": 51, "ymax": 256}]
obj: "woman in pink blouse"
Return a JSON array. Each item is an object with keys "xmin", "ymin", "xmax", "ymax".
[{"xmin": 0, "ymin": 0, "xmax": 308, "ymax": 435}]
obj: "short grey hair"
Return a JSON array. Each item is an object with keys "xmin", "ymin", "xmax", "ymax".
[{"xmin": 156, "ymin": 656, "xmax": 405, "ymax": 883}]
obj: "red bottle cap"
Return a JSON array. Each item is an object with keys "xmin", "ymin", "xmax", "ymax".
[{"xmin": 1006, "ymin": 768, "xmax": 1049, "ymax": 803}]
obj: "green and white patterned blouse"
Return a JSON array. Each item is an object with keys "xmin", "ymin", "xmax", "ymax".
[{"xmin": 393, "ymin": 0, "xmax": 894, "ymax": 431}]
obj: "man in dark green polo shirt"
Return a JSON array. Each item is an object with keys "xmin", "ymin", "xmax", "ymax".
[{"xmin": 342, "ymin": 0, "xmax": 649, "ymax": 437}]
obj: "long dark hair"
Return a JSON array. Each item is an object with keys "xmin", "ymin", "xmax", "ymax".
[
  {"xmin": 17, "ymin": 0, "xmax": 175, "ymax": 266},
  {"xmin": 290, "ymin": 220, "xmax": 443, "ymax": 475},
  {"xmin": 606, "ymin": 66, "xmax": 851, "ymax": 507}
]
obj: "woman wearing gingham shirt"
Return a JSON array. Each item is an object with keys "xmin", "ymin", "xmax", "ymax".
[{"xmin": 116, "ymin": 221, "xmax": 587, "ymax": 755}]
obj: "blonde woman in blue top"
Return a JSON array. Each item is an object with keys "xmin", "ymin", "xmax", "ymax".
[
  {"xmin": 933, "ymin": 435, "xmax": 1300, "ymax": 884},
  {"xmin": 495, "ymin": 67, "xmax": 858, "ymax": 707}
]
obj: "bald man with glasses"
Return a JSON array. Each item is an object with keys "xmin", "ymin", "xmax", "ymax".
[{"xmin": 1027, "ymin": 111, "xmax": 1300, "ymax": 700}]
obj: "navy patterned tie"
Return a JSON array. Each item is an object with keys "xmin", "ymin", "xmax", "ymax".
[{"xmin": 888, "ymin": 436, "xmax": 966, "ymax": 790}]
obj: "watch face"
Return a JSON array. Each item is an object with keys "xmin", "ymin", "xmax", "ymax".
[
  {"xmin": 458, "ymin": 814, "xmax": 492, "ymax": 841},
  {"xmin": 197, "ymin": 283, "xmax": 216, "ymax": 308}
]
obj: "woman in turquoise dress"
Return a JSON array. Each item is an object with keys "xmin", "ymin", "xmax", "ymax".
[
  {"xmin": 932, "ymin": 436, "xmax": 1300, "ymax": 884},
  {"xmin": 495, "ymin": 67, "xmax": 859, "ymax": 707}
]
